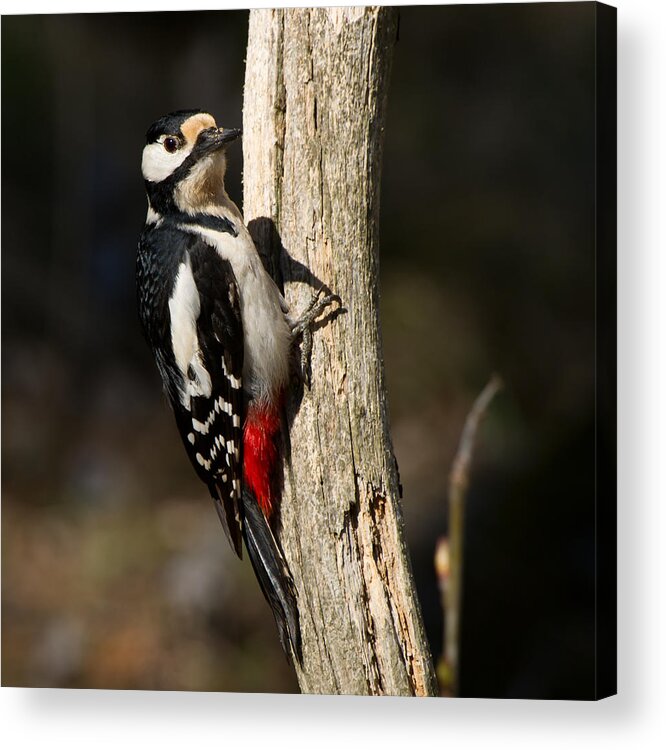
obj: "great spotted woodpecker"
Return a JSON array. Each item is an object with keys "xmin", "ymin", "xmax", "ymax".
[{"xmin": 136, "ymin": 109, "xmax": 335, "ymax": 662}]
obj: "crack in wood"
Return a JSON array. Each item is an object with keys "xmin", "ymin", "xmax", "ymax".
[{"xmin": 366, "ymin": 481, "xmax": 418, "ymax": 696}]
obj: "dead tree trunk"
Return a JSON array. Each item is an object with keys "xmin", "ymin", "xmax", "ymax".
[{"xmin": 243, "ymin": 6, "xmax": 436, "ymax": 697}]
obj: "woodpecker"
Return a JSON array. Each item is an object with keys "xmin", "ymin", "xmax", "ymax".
[{"xmin": 136, "ymin": 109, "xmax": 334, "ymax": 663}]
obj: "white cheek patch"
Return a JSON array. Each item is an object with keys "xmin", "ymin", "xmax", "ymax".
[{"xmin": 141, "ymin": 141, "xmax": 191, "ymax": 183}]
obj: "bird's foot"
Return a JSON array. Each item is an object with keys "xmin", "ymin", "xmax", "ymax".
[{"xmin": 291, "ymin": 289, "xmax": 340, "ymax": 388}]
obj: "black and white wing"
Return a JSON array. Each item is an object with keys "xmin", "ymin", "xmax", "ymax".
[
  {"xmin": 139, "ymin": 226, "xmax": 245, "ymax": 556},
  {"xmin": 175, "ymin": 238, "xmax": 245, "ymax": 556}
]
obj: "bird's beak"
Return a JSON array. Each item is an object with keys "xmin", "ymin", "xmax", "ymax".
[
  {"xmin": 213, "ymin": 127, "xmax": 242, "ymax": 145},
  {"xmin": 195, "ymin": 126, "xmax": 242, "ymax": 157}
]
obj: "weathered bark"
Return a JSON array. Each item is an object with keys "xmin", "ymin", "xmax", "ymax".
[{"xmin": 243, "ymin": 6, "xmax": 436, "ymax": 696}]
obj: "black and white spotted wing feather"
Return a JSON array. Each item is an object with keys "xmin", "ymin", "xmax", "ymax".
[
  {"xmin": 137, "ymin": 224, "xmax": 245, "ymax": 556},
  {"xmin": 178, "ymin": 243, "xmax": 245, "ymax": 556}
]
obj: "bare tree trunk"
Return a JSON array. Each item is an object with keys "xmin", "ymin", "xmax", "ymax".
[{"xmin": 243, "ymin": 6, "xmax": 436, "ymax": 697}]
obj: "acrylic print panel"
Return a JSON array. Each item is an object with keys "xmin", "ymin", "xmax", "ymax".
[{"xmin": 1, "ymin": 2, "xmax": 616, "ymax": 699}]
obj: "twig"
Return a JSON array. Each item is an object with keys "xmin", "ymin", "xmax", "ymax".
[{"xmin": 436, "ymin": 374, "xmax": 503, "ymax": 696}]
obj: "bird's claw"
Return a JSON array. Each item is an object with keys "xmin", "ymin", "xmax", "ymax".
[{"xmin": 291, "ymin": 289, "xmax": 340, "ymax": 389}]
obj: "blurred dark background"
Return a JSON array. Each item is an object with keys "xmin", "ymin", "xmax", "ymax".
[{"xmin": 2, "ymin": 4, "xmax": 596, "ymax": 698}]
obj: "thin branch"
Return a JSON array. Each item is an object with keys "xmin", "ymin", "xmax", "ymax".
[{"xmin": 436, "ymin": 374, "xmax": 503, "ymax": 696}]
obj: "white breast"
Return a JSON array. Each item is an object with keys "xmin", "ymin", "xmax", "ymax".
[{"xmin": 185, "ymin": 222, "xmax": 292, "ymax": 402}]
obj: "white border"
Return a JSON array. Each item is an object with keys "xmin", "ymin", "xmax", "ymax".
[{"xmin": 2, "ymin": 0, "xmax": 666, "ymax": 747}]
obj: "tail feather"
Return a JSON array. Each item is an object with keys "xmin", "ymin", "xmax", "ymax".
[
  {"xmin": 241, "ymin": 489, "xmax": 302, "ymax": 664},
  {"xmin": 210, "ymin": 486, "xmax": 243, "ymax": 559}
]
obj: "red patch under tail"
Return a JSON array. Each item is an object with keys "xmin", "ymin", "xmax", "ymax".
[{"xmin": 242, "ymin": 400, "xmax": 282, "ymax": 518}]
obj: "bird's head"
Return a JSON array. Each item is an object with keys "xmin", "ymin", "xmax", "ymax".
[{"xmin": 142, "ymin": 109, "xmax": 241, "ymax": 213}]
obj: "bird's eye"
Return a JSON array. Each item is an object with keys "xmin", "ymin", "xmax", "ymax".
[{"xmin": 163, "ymin": 137, "xmax": 179, "ymax": 153}]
